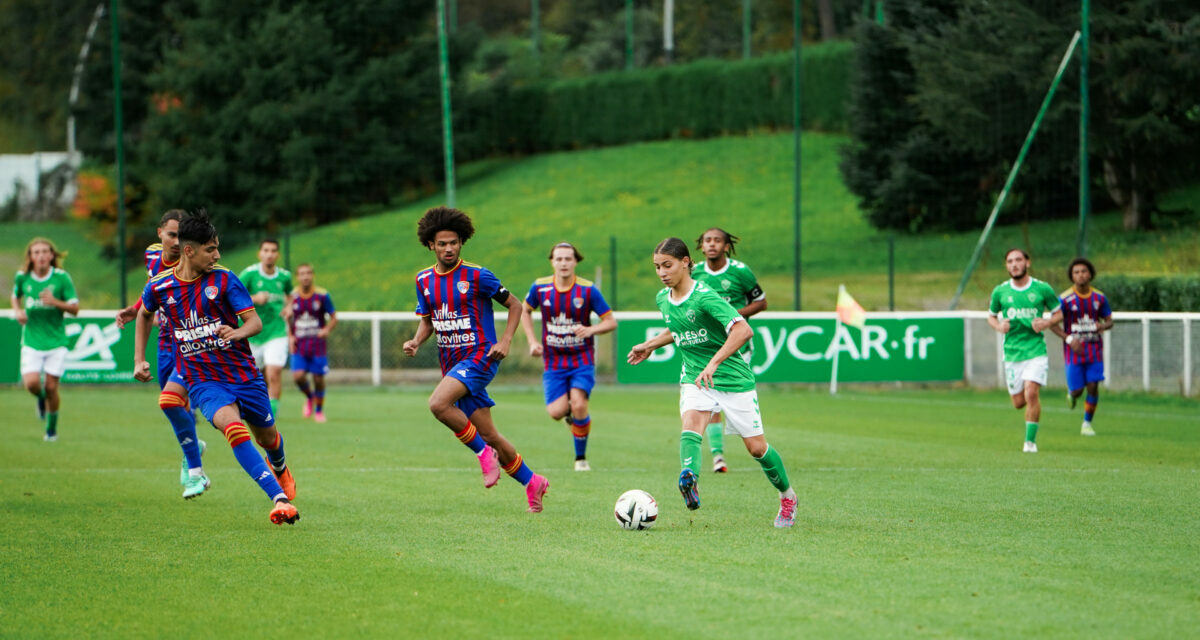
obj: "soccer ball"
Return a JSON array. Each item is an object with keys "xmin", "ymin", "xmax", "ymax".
[{"xmin": 614, "ymin": 490, "xmax": 658, "ymax": 530}]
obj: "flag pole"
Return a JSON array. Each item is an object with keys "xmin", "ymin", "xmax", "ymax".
[{"xmin": 830, "ymin": 317, "xmax": 842, "ymax": 395}]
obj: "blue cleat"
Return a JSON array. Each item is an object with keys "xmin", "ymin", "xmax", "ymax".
[{"xmin": 678, "ymin": 469, "xmax": 700, "ymax": 511}]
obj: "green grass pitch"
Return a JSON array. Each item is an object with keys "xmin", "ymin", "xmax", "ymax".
[{"xmin": 1, "ymin": 385, "xmax": 1197, "ymax": 638}]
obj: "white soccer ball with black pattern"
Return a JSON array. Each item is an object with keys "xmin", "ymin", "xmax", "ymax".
[{"xmin": 614, "ymin": 490, "xmax": 658, "ymax": 530}]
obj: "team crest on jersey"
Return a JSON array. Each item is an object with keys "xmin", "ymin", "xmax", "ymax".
[
  {"xmin": 205, "ymin": 286, "xmax": 219, "ymax": 300},
  {"xmin": 314, "ymin": 300, "xmax": 321, "ymax": 311},
  {"xmin": 686, "ymin": 309, "xmax": 697, "ymax": 323},
  {"xmin": 722, "ymin": 279, "xmax": 731, "ymax": 290},
  {"xmin": 573, "ymin": 297, "xmax": 583, "ymax": 309},
  {"xmin": 456, "ymin": 281, "xmax": 470, "ymax": 295},
  {"xmin": 1027, "ymin": 293, "xmax": 1037, "ymax": 302}
]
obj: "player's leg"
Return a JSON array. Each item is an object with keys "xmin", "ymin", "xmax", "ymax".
[
  {"xmin": 1022, "ymin": 356, "xmax": 1048, "ymax": 451},
  {"xmin": 292, "ymin": 354, "xmax": 314, "ymax": 418},
  {"xmin": 239, "ymin": 377, "xmax": 295, "ymax": 501},
  {"xmin": 707, "ymin": 411, "xmax": 728, "ymax": 473},
  {"xmin": 19, "ymin": 347, "xmax": 48, "ymax": 422},
  {"xmin": 1065, "ymin": 362, "xmax": 1085, "ymax": 410},
  {"xmin": 1081, "ymin": 361, "xmax": 1103, "ymax": 436},
  {"xmin": 544, "ymin": 367, "xmax": 570, "ymax": 420},
  {"xmin": 567, "ymin": 366, "xmax": 595, "ymax": 470},
  {"xmin": 470, "ymin": 406, "xmax": 549, "ymax": 512},
  {"xmin": 160, "ymin": 375, "xmax": 207, "ymax": 498},
  {"xmin": 725, "ymin": 389, "xmax": 797, "ymax": 527},
  {"xmin": 262, "ymin": 337, "xmax": 288, "ymax": 415},
  {"xmin": 678, "ymin": 405, "xmax": 709, "ymax": 511},
  {"xmin": 42, "ymin": 374, "xmax": 61, "ymax": 439},
  {"xmin": 428, "ymin": 375, "xmax": 501, "ymax": 487},
  {"xmin": 312, "ymin": 371, "xmax": 327, "ymax": 422}
]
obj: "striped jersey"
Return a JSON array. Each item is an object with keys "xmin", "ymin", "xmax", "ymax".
[
  {"xmin": 141, "ymin": 266, "xmax": 259, "ymax": 384},
  {"xmin": 414, "ymin": 260, "xmax": 510, "ymax": 374},
  {"xmin": 524, "ymin": 276, "xmax": 612, "ymax": 370},
  {"xmin": 290, "ymin": 287, "xmax": 336, "ymax": 357},
  {"xmin": 145, "ymin": 243, "xmax": 180, "ymax": 352},
  {"xmin": 1059, "ymin": 287, "xmax": 1111, "ymax": 364}
]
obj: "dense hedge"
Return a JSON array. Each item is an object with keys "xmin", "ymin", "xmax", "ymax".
[
  {"xmin": 1095, "ymin": 276, "xmax": 1200, "ymax": 312},
  {"xmin": 460, "ymin": 41, "xmax": 853, "ymax": 158}
]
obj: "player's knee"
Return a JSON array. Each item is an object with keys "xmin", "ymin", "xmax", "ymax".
[
  {"xmin": 746, "ymin": 441, "xmax": 768, "ymax": 458},
  {"xmin": 428, "ymin": 397, "xmax": 453, "ymax": 418},
  {"xmin": 23, "ymin": 379, "xmax": 41, "ymax": 394},
  {"xmin": 159, "ymin": 391, "xmax": 187, "ymax": 411},
  {"xmin": 569, "ymin": 398, "xmax": 588, "ymax": 417},
  {"xmin": 546, "ymin": 406, "xmax": 567, "ymax": 420}
]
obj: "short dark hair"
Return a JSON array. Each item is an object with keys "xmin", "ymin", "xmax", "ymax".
[
  {"xmin": 1067, "ymin": 257, "xmax": 1096, "ymax": 280},
  {"xmin": 548, "ymin": 242, "xmax": 583, "ymax": 262},
  {"xmin": 695, "ymin": 227, "xmax": 739, "ymax": 257},
  {"xmin": 417, "ymin": 206, "xmax": 475, "ymax": 247},
  {"xmin": 159, "ymin": 209, "xmax": 186, "ymax": 227},
  {"xmin": 178, "ymin": 209, "xmax": 217, "ymax": 245},
  {"xmin": 259, "ymin": 239, "xmax": 280, "ymax": 250},
  {"xmin": 654, "ymin": 237, "xmax": 692, "ymax": 265},
  {"xmin": 297, "ymin": 262, "xmax": 313, "ymax": 272},
  {"xmin": 1004, "ymin": 247, "xmax": 1029, "ymax": 261}
]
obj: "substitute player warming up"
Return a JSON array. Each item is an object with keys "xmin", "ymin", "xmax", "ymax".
[
  {"xmin": 627, "ymin": 238, "xmax": 796, "ymax": 528},
  {"xmin": 133, "ymin": 210, "xmax": 299, "ymax": 525},
  {"xmin": 403, "ymin": 206, "xmax": 549, "ymax": 512}
]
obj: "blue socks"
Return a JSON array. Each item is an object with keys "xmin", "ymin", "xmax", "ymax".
[{"xmin": 163, "ymin": 406, "xmax": 203, "ymax": 469}]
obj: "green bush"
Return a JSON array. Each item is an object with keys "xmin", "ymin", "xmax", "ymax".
[
  {"xmin": 1095, "ymin": 276, "xmax": 1200, "ymax": 311},
  {"xmin": 462, "ymin": 41, "xmax": 853, "ymax": 157}
]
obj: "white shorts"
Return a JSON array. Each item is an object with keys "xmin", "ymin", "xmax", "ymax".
[
  {"xmin": 679, "ymin": 385, "xmax": 764, "ymax": 438},
  {"xmin": 251, "ymin": 336, "xmax": 289, "ymax": 368},
  {"xmin": 1005, "ymin": 355, "xmax": 1048, "ymax": 396},
  {"xmin": 20, "ymin": 346, "xmax": 69, "ymax": 377}
]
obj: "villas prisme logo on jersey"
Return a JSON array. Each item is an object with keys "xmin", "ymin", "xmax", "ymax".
[
  {"xmin": 545, "ymin": 312, "xmax": 584, "ymax": 348},
  {"xmin": 174, "ymin": 312, "xmax": 230, "ymax": 354},
  {"xmin": 432, "ymin": 305, "xmax": 476, "ymax": 346}
]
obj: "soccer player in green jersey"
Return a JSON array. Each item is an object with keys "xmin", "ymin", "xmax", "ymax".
[
  {"xmin": 10, "ymin": 238, "xmax": 79, "ymax": 441},
  {"xmin": 987, "ymin": 248, "xmax": 1062, "ymax": 453},
  {"xmin": 691, "ymin": 227, "xmax": 767, "ymax": 473},
  {"xmin": 627, "ymin": 238, "xmax": 797, "ymax": 528},
  {"xmin": 239, "ymin": 240, "xmax": 293, "ymax": 415}
]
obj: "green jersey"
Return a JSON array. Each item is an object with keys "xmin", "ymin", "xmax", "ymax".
[
  {"xmin": 12, "ymin": 268, "xmax": 78, "ymax": 350},
  {"xmin": 238, "ymin": 263, "xmax": 293, "ymax": 343},
  {"xmin": 691, "ymin": 258, "xmax": 764, "ymax": 309},
  {"xmin": 989, "ymin": 277, "xmax": 1061, "ymax": 362},
  {"xmin": 656, "ymin": 281, "xmax": 756, "ymax": 392}
]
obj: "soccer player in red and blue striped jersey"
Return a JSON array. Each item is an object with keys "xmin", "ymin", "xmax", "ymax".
[
  {"xmin": 132, "ymin": 209, "xmax": 299, "ymax": 525},
  {"xmin": 288, "ymin": 263, "xmax": 337, "ymax": 423},
  {"xmin": 521, "ymin": 242, "xmax": 615, "ymax": 471},
  {"xmin": 402, "ymin": 206, "xmax": 549, "ymax": 512},
  {"xmin": 114, "ymin": 209, "xmax": 208, "ymax": 499},
  {"xmin": 1050, "ymin": 258, "xmax": 1112, "ymax": 437}
]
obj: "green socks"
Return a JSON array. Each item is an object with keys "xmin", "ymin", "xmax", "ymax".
[
  {"xmin": 705, "ymin": 422, "xmax": 725, "ymax": 455},
  {"xmin": 1025, "ymin": 421, "xmax": 1039, "ymax": 443},
  {"xmin": 754, "ymin": 444, "xmax": 792, "ymax": 492},
  {"xmin": 680, "ymin": 431, "xmax": 703, "ymax": 475},
  {"xmin": 270, "ymin": 399, "xmax": 279, "ymax": 416},
  {"xmin": 46, "ymin": 412, "xmax": 59, "ymax": 436}
]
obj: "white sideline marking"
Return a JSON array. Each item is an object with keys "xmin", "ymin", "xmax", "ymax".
[{"xmin": 834, "ymin": 392, "xmax": 1199, "ymax": 422}]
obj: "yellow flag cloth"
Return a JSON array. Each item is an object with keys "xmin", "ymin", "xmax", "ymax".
[{"xmin": 836, "ymin": 285, "xmax": 866, "ymax": 328}]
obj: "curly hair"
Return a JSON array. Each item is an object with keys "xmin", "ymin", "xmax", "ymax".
[
  {"xmin": 695, "ymin": 227, "xmax": 739, "ymax": 257},
  {"xmin": 417, "ymin": 206, "xmax": 475, "ymax": 247},
  {"xmin": 1067, "ymin": 257, "xmax": 1096, "ymax": 280}
]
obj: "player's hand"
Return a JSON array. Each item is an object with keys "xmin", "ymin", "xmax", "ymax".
[
  {"xmin": 114, "ymin": 306, "xmax": 137, "ymax": 329},
  {"xmin": 694, "ymin": 364, "xmax": 717, "ymax": 389},
  {"xmin": 1031, "ymin": 318, "xmax": 1049, "ymax": 332},
  {"xmin": 488, "ymin": 339, "xmax": 510, "ymax": 360},
  {"xmin": 133, "ymin": 360, "xmax": 153, "ymax": 383},
  {"xmin": 280, "ymin": 306, "xmax": 293, "ymax": 320},
  {"xmin": 996, "ymin": 320, "xmax": 1011, "ymax": 334},
  {"xmin": 573, "ymin": 326, "xmax": 593, "ymax": 339},
  {"xmin": 402, "ymin": 339, "xmax": 419, "ymax": 357},
  {"xmin": 252, "ymin": 292, "xmax": 269, "ymax": 305},
  {"xmin": 288, "ymin": 337, "xmax": 297, "ymax": 352},
  {"xmin": 1070, "ymin": 340, "xmax": 1084, "ymax": 354},
  {"xmin": 38, "ymin": 288, "xmax": 56, "ymax": 304},
  {"xmin": 217, "ymin": 325, "xmax": 239, "ymax": 342},
  {"xmin": 317, "ymin": 328, "xmax": 331, "ymax": 339},
  {"xmin": 15, "ymin": 309, "xmax": 27, "ymax": 325},
  {"xmin": 529, "ymin": 343, "xmax": 543, "ymax": 357},
  {"xmin": 627, "ymin": 343, "xmax": 651, "ymax": 365}
]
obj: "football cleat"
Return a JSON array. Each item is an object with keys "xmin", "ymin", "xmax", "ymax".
[
  {"xmin": 1023, "ymin": 441, "xmax": 1038, "ymax": 453},
  {"xmin": 264, "ymin": 455, "xmax": 296, "ymax": 500},
  {"xmin": 302, "ymin": 398, "xmax": 313, "ymax": 419},
  {"xmin": 712, "ymin": 454, "xmax": 728, "ymax": 473},
  {"xmin": 678, "ymin": 469, "xmax": 700, "ymax": 510},
  {"xmin": 270, "ymin": 500, "xmax": 300, "ymax": 525},
  {"xmin": 1081, "ymin": 422, "xmax": 1095, "ymax": 436},
  {"xmin": 478, "ymin": 445, "xmax": 501, "ymax": 489},
  {"xmin": 180, "ymin": 439, "xmax": 207, "ymax": 485},
  {"xmin": 574, "ymin": 459, "xmax": 591, "ymax": 472},
  {"xmin": 182, "ymin": 474, "xmax": 211, "ymax": 499},
  {"xmin": 43, "ymin": 433, "xmax": 57, "ymax": 442},
  {"xmin": 313, "ymin": 412, "xmax": 327, "ymax": 424},
  {"xmin": 525, "ymin": 474, "xmax": 550, "ymax": 513},
  {"xmin": 775, "ymin": 496, "xmax": 797, "ymax": 528}
]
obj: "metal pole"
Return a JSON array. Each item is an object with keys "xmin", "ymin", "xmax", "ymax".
[
  {"xmin": 531, "ymin": 0, "xmax": 539, "ymax": 61},
  {"xmin": 663, "ymin": 0, "xmax": 674, "ymax": 64},
  {"xmin": 742, "ymin": 0, "xmax": 752, "ymax": 59},
  {"xmin": 69, "ymin": 4, "xmax": 106, "ymax": 164},
  {"xmin": 436, "ymin": 0, "xmax": 456, "ymax": 207},
  {"xmin": 625, "ymin": 0, "xmax": 634, "ymax": 70},
  {"xmin": 448, "ymin": 0, "xmax": 457, "ymax": 34},
  {"xmin": 609, "ymin": 235, "xmax": 618, "ymax": 310},
  {"xmin": 792, "ymin": 0, "xmax": 803, "ymax": 310},
  {"xmin": 888, "ymin": 233, "xmax": 895, "ymax": 311},
  {"xmin": 283, "ymin": 227, "xmax": 291, "ymax": 271},
  {"xmin": 1077, "ymin": 0, "xmax": 1090, "ymax": 257},
  {"xmin": 110, "ymin": 0, "xmax": 127, "ymax": 307},
  {"xmin": 949, "ymin": 31, "xmax": 1081, "ymax": 309}
]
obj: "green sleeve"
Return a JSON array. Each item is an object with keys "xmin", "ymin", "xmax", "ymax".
[
  {"xmin": 12, "ymin": 272, "xmax": 24, "ymax": 299},
  {"xmin": 1043, "ymin": 283, "xmax": 1061, "ymax": 312},
  {"xmin": 61, "ymin": 271, "xmax": 78, "ymax": 303},
  {"xmin": 701, "ymin": 289, "xmax": 741, "ymax": 331},
  {"xmin": 238, "ymin": 266, "xmax": 255, "ymax": 292},
  {"xmin": 989, "ymin": 287, "xmax": 1001, "ymax": 314},
  {"xmin": 284, "ymin": 272, "xmax": 294, "ymax": 294}
]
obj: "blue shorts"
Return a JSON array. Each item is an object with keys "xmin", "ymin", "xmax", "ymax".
[
  {"xmin": 292, "ymin": 354, "xmax": 329, "ymax": 375},
  {"xmin": 445, "ymin": 358, "xmax": 497, "ymax": 418},
  {"xmin": 1065, "ymin": 361, "xmax": 1105, "ymax": 392},
  {"xmin": 156, "ymin": 347, "xmax": 188, "ymax": 391},
  {"xmin": 543, "ymin": 365, "xmax": 595, "ymax": 405},
  {"xmin": 189, "ymin": 377, "xmax": 275, "ymax": 428}
]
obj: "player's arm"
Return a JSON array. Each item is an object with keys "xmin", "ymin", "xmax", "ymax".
[
  {"xmin": 488, "ymin": 291, "xmax": 522, "ymax": 360},
  {"xmin": 521, "ymin": 301, "xmax": 542, "ymax": 357},
  {"xmin": 576, "ymin": 311, "xmax": 617, "ymax": 339},
  {"xmin": 132, "ymin": 306, "xmax": 155, "ymax": 382},
  {"xmin": 219, "ymin": 308, "xmax": 262, "ymax": 342},
  {"xmin": 403, "ymin": 316, "xmax": 434, "ymax": 357},
  {"xmin": 10, "ymin": 292, "xmax": 26, "ymax": 325},
  {"xmin": 987, "ymin": 289, "xmax": 1009, "ymax": 334},
  {"xmin": 318, "ymin": 312, "xmax": 338, "ymax": 338},
  {"xmin": 695, "ymin": 318, "xmax": 752, "ymax": 389},
  {"xmin": 738, "ymin": 282, "xmax": 767, "ymax": 318},
  {"xmin": 627, "ymin": 328, "xmax": 675, "ymax": 365},
  {"xmin": 38, "ymin": 287, "xmax": 79, "ymax": 315}
]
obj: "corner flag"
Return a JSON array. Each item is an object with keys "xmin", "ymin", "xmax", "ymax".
[{"xmin": 836, "ymin": 285, "xmax": 866, "ymax": 329}]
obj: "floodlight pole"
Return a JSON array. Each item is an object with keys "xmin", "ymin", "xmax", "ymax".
[
  {"xmin": 436, "ymin": 0, "xmax": 456, "ymax": 208},
  {"xmin": 792, "ymin": 0, "xmax": 802, "ymax": 310},
  {"xmin": 1077, "ymin": 0, "xmax": 1091, "ymax": 257},
  {"xmin": 110, "ymin": 0, "xmax": 127, "ymax": 307}
]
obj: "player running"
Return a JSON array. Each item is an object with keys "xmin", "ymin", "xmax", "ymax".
[
  {"xmin": 115, "ymin": 210, "xmax": 209, "ymax": 498},
  {"xmin": 239, "ymin": 240, "xmax": 293, "ymax": 416},
  {"xmin": 10, "ymin": 238, "xmax": 78, "ymax": 441},
  {"xmin": 1049, "ymin": 258, "xmax": 1112, "ymax": 437},
  {"xmin": 987, "ymin": 248, "xmax": 1062, "ymax": 453},
  {"xmin": 521, "ymin": 242, "xmax": 616, "ymax": 471},
  {"xmin": 691, "ymin": 227, "xmax": 767, "ymax": 473},
  {"xmin": 626, "ymin": 237, "xmax": 797, "ymax": 528},
  {"xmin": 133, "ymin": 210, "xmax": 299, "ymax": 525},
  {"xmin": 402, "ymin": 206, "xmax": 550, "ymax": 512},
  {"xmin": 288, "ymin": 263, "xmax": 337, "ymax": 422}
]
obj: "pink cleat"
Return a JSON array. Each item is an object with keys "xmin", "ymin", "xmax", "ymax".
[
  {"xmin": 775, "ymin": 496, "xmax": 797, "ymax": 528},
  {"xmin": 478, "ymin": 445, "xmax": 501, "ymax": 488},
  {"xmin": 314, "ymin": 411, "xmax": 327, "ymax": 424},
  {"xmin": 302, "ymin": 398, "xmax": 313, "ymax": 419},
  {"xmin": 525, "ymin": 474, "xmax": 549, "ymax": 513}
]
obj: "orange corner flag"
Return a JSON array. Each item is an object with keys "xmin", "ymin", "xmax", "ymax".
[{"xmin": 836, "ymin": 285, "xmax": 866, "ymax": 328}]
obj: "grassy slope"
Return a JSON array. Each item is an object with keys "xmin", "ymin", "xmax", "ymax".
[
  {"xmin": 0, "ymin": 386, "xmax": 1196, "ymax": 638},
  {"xmin": 2, "ymin": 133, "xmax": 1198, "ymax": 311}
]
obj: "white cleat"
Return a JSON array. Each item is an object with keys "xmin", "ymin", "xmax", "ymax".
[
  {"xmin": 1081, "ymin": 422, "xmax": 1096, "ymax": 436},
  {"xmin": 712, "ymin": 454, "xmax": 728, "ymax": 473},
  {"xmin": 574, "ymin": 459, "xmax": 591, "ymax": 471},
  {"xmin": 1023, "ymin": 441, "xmax": 1038, "ymax": 453}
]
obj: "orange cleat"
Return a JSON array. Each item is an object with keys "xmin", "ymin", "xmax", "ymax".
[
  {"xmin": 264, "ymin": 455, "xmax": 296, "ymax": 500},
  {"xmin": 270, "ymin": 500, "xmax": 300, "ymax": 525}
]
